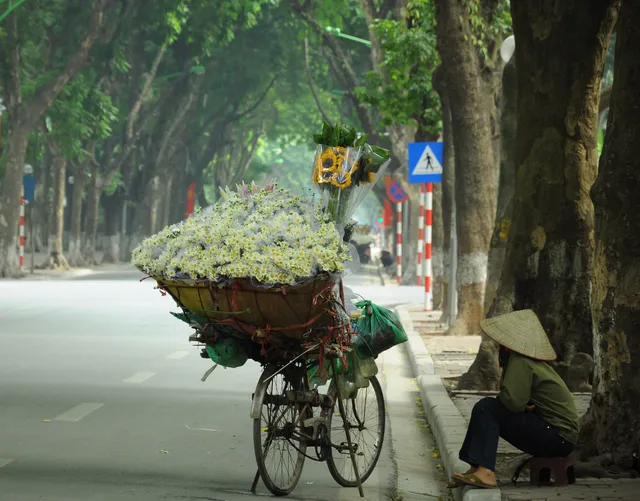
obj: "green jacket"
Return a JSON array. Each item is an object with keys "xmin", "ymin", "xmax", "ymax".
[{"xmin": 498, "ymin": 352, "xmax": 580, "ymax": 444}]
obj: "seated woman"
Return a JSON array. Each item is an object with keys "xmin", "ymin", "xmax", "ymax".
[{"xmin": 450, "ymin": 309, "xmax": 579, "ymax": 489}]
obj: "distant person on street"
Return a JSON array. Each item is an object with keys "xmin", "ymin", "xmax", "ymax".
[{"xmin": 449, "ymin": 309, "xmax": 579, "ymax": 489}]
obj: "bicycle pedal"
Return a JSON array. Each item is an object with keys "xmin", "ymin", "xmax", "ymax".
[
  {"xmin": 303, "ymin": 417, "xmax": 328, "ymax": 436},
  {"xmin": 303, "ymin": 416, "xmax": 328, "ymax": 428}
]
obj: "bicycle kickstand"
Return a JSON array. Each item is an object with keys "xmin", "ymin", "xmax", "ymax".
[{"xmin": 251, "ymin": 469, "xmax": 260, "ymax": 492}]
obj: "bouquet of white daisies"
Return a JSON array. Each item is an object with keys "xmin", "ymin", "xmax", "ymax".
[{"xmin": 131, "ymin": 183, "xmax": 352, "ymax": 286}]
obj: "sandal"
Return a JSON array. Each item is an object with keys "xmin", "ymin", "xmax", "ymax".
[
  {"xmin": 446, "ymin": 478, "xmax": 464, "ymax": 488},
  {"xmin": 453, "ymin": 472, "xmax": 497, "ymax": 489},
  {"xmin": 447, "ymin": 469, "xmax": 474, "ymax": 488}
]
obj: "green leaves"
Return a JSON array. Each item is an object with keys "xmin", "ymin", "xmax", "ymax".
[
  {"xmin": 312, "ymin": 119, "xmax": 390, "ymax": 169},
  {"xmin": 313, "ymin": 119, "xmax": 361, "ymax": 147},
  {"xmin": 355, "ymin": 0, "xmax": 441, "ymax": 136}
]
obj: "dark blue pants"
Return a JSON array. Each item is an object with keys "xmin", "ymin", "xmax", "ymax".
[{"xmin": 459, "ymin": 397, "xmax": 574, "ymax": 471}]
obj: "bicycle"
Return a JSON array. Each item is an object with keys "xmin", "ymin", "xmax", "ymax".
[{"xmin": 250, "ymin": 349, "xmax": 386, "ymax": 497}]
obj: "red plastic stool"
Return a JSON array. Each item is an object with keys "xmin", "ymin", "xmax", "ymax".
[{"xmin": 529, "ymin": 456, "xmax": 576, "ymax": 486}]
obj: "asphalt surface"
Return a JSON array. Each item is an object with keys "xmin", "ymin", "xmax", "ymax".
[{"xmin": 0, "ymin": 267, "xmax": 443, "ymax": 500}]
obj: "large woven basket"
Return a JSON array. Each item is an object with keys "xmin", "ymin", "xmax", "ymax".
[{"xmin": 154, "ymin": 274, "xmax": 342, "ymax": 342}]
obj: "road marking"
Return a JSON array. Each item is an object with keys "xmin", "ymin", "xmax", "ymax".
[
  {"xmin": 166, "ymin": 350, "xmax": 189, "ymax": 360},
  {"xmin": 54, "ymin": 403, "xmax": 104, "ymax": 422},
  {"xmin": 0, "ymin": 458, "xmax": 14, "ymax": 469},
  {"xmin": 123, "ymin": 371, "xmax": 156, "ymax": 384}
]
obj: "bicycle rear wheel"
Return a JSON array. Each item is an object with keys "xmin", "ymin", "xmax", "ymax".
[
  {"xmin": 326, "ymin": 375, "xmax": 386, "ymax": 487},
  {"xmin": 253, "ymin": 365, "xmax": 309, "ymax": 496}
]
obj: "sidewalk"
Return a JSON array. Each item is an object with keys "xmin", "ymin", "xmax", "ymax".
[
  {"xmin": 397, "ymin": 303, "xmax": 640, "ymax": 501},
  {"xmin": 5, "ymin": 252, "xmax": 133, "ymax": 281}
]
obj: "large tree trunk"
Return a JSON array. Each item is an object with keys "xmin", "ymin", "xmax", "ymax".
[
  {"xmin": 82, "ymin": 161, "xmax": 101, "ymax": 265},
  {"xmin": 585, "ymin": 0, "xmax": 640, "ymax": 459},
  {"xmin": 0, "ymin": 126, "xmax": 29, "ymax": 276},
  {"xmin": 457, "ymin": 59, "xmax": 517, "ymax": 391},
  {"xmin": 433, "ymin": 65, "xmax": 455, "ymax": 322},
  {"xmin": 42, "ymin": 154, "xmax": 69, "ymax": 269},
  {"xmin": 460, "ymin": 0, "xmax": 620, "ymax": 391},
  {"xmin": 491, "ymin": 0, "xmax": 619, "ymax": 362},
  {"xmin": 435, "ymin": 0, "xmax": 498, "ymax": 335},
  {"xmin": 67, "ymin": 166, "xmax": 87, "ymax": 266},
  {"xmin": 484, "ymin": 58, "xmax": 518, "ymax": 313}
]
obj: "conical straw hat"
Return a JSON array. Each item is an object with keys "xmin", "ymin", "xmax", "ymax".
[{"xmin": 480, "ymin": 309, "xmax": 557, "ymax": 361}]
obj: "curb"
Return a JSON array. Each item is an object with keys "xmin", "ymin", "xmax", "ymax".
[
  {"xmin": 396, "ymin": 304, "xmax": 501, "ymax": 501},
  {"xmin": 18, "ymin": 268, "xmax": 96, "ymax": 281}
]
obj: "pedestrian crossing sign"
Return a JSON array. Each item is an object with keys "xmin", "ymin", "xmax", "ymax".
[{"xmin": 408, "ymin": 142, "xmax": 443, "ymax": 183}]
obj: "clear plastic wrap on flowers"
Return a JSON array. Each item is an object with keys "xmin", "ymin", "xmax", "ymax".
[
  {"xmin": 131, "ymin": 183, "xmax": 352, "ymax": 286},
  {"xmin": 311, "ymin": 121, "xmax": 391, "ymax": 230}
]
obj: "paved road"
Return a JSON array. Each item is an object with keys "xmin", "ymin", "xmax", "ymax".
[{"xmin": 0, "ymin": 268, "xmax": 443, "ymax": 500}]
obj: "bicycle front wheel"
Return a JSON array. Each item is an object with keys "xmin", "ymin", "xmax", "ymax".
[
  {"xmin": 253, "ymin": 365, "xmax": 308, "ymax": 496},
  {"xmin": 326, "ymin": 375, "xmax": 386, "ymax": 487}
]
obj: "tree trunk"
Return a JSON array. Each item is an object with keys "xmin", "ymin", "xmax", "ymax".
[
  {"xmin": 484, "ymin": 58, "xmax": 518, "ymax": 314},
  {"xmin": 101, "ymin": 190, "xmax": 123, "ymax": 263},
  {"xmin": 43, "ymin": 154, "xmax": 69, "ymax": 269},
  {"xmin": 491, "ymin": 0, "xmax": 619, "ymax": 362},
  {"xmin": 435, "ymin": 0, "xmax": 498, "ymax": 335},
  {"xmin": 432, "ymin": 182, "xmax": 445, "ymax": 309},
  {"xmin": 82, "ymin": 162, "xmax": 101, "ymax": 265},
  {"xmin": 433, "ymin": 67, "xmax": 455, "ymax": 322},
  {"xmin": 0, "ymin": 126, "xmax": 29, "ymax": 277},
  {"xmin": 160, "ymin": 174, "xmax": 174, "ymax": 229},
  {"xmin": 67, "ymin": 166, "xmax": 87, "ymax": 266},
  {"xmin": 0, "ymin": 1, "xmax": 112, "ymax": 277},
  {"xmin": 459, "ymin": 59, "xmax": 518, "ymax": 391},
  {"xmin": 585, "ymin": 0, "xmax": 640, "ymax": 458}
]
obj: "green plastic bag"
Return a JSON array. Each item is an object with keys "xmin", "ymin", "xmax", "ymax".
[
  {"xmin": 205, "ymin": 338, "xmax": 249, "ymax": 368},
  {"xmin": 354, "ymin": 300, "xmax": 408, "ymax": 358}
]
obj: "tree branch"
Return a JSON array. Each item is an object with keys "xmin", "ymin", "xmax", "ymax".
[
  {"xmin": 303, "ymin": 38, "xmax": 332, "ymax": 123},
  {"xmin": 233, "ymin": 74, "xmax": 277, "ymax": 121},
  {"xmin": 1, "ymin": 11, "xmax": 23, "ymax": 120},
  {"xmin": 26, "ymin": 0, "xmax": 115, "ymax": 129},
  {"xmin": 126, "ymin": 42, "xmax": 167, "ymax": 140},
  {"xmin": 292, "ymin": 4, "xmax": 376, "ymax": 131}
]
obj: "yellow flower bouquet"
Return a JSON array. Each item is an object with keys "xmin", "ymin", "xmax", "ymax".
[{"xmin": 312, "ymin": 120, "xmax": 391, "ymax": 230}]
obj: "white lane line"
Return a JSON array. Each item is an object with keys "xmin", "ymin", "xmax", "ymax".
[
  {"xmin": 123, "ymin": 371, "xmax": 156, "ymax": 384},
  {"xmin": 0, "ymin": 458, "xmax": 14, "ymax": 469},
  {"xmin": 166, "ymin": 350, "xmax": 189, "ymax": 360},
  {"xmin": 54, "ymin": 403, "xmax": 104, "ymax": 422}
]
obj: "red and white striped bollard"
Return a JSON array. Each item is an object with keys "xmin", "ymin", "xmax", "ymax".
[
  {"xmin": 416, "ymin": 185, "xmax": 425, "ymax": 285},
  {"xmin": 424, "ymin": 183, "xmax": 433, "ymax": 310},
  {"xmin": 19, "ymin": 186, "xmax": 25, "ymax": 272},
  {"xmin": 396, "ymin": 202, "xmax": 402, "ymax": 284}
]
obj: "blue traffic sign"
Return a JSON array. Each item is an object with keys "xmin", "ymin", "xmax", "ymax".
[
  {"xmin": 386, "ymin": 181, "xmax": 408, "ymax": 203},
  {"xmin": 408, "ymin": 142, "xmax": 444, "ymax": 184},
  {"xmin": 23, "ymin": 175, "xmax": 36, "ymax": 201}
]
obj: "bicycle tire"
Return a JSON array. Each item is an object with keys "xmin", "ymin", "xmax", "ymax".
[
  {"xmin": 253, "ymin": 365, "xmax": 308, "ymax": 496},
  {"xmin": 326, "ymin": 375, "xmax": 386, "ymax": 487}
]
